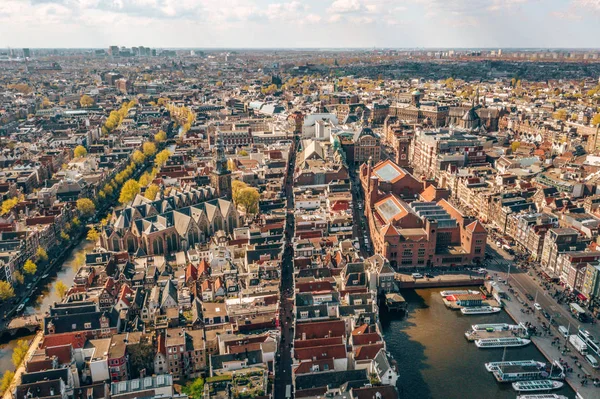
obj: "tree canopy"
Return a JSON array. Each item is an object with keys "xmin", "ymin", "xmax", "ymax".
[
  {"xmin": 144, "ymin": 184, "xmax": 160, "ymax": 200},
  {"xmin": 155, "ymin": 130, "xmax": 167, "ymax": 142},
  {"xmin": 23, "ymin": 259, "xmax": 37, "ymax": 275},
  {"xmin": 155, "ymin": 149, "xmax": 171, "ymax": 167},
  {"xmin": 119, "ymin": 179, "xmax": 141, "ymax": 204},
  {"xmin": 132, "ymin": 150, "xmax": 146, "ymax": 164},
  {"xmin": 55, "ymin": 281, "xmax": 68, "ymax": 299},
  {"xmin": 36, "ymin": 247, "xmax": 48, "ymax": 262},
  {"xmin": 76, "ymin": 198, "xmax": 96, "ymax": 217},
  {"xmin": 86, "ymin": 227, "xmax": 99, "ymax": 242},
  {"xmin": 143, "ymin": 142, "xmax": 157, "ymax": 157},
  {"xmin": 79, "ymin": 95, "xmax": 95, "ymax": 108},
  {"xmin": 1, "ymin": 196, "xmax": 19, "ymax": 215},
  {"xmin": 74, "ymin": 145, "xmax": 87, "ymax": 158},
  {"xmin": 0, "ymin": 281, "xmax": 15, "ymax": 301},
  {"xmin": 235, "ymin": 187, "xmax": 260, "ymax": 214}
]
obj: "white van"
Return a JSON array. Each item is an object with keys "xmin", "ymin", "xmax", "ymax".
[
  {"xmin": 585, "ymin": 354, "xmax": 599, "ymax": 369},
  {"xmin": 558, "ymin": 325, "xmax": 569, "ymax": 338}
]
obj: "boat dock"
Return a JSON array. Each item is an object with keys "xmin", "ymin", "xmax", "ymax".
[{"xmin": 384, "ymin": 293, "xmax": 407, "ymax": 312}]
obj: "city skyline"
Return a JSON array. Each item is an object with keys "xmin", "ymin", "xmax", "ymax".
[{"xmin": 1, "ymin": 0, "xmax": 600, "ymax": 49}]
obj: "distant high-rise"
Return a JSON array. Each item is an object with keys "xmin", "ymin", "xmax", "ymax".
[
  {"xmin": 22, "ymin": 48, "xmax": 30, "ymax": 58},
  {"xmin": 109, "ymin": 45, "xmax": 119, "ymax": 56}
]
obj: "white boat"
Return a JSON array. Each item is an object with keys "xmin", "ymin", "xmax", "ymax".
[
  {"xmin": 472, "ymin": 323, "xmax": 518, "ymax": 331},
  {"xmin": 475, "ymin": 337, "xmax": 531, "ymax": 348},
  {"xmin": 440, "ymin": 290, "xmax": 480, "ymax": 297},
  {"xmin": 461, "ymin": 306, "xmax": 502, "ymax": 315},
  {"xmin": 485, "ymin": 360, "xmax": 544, "ymax": 372},
  {"xmin": 512, "ymin": 380, "xmax": 564, "ymax": 392},
  {"xmin": 516, "ymin": 395, "xmax": 569, "ymax": 399}
]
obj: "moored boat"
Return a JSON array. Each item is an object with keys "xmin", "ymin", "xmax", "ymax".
[
  {"xmin": 461, "ymin": 306, "xmax": 502, "ymax": 315},
  {"xmin": 472, "ymin": 323, "xmax": 517, "ymax": 331},
  {"xmin": 440, "ymin": 289, "xmax": 479, "ymax": 297},
  {"xmin": 475, "ymin": 337, "xmax": 531, "ymax": 348},
  {"xmin": 512, "ymin": 380, "xmax": 564, "ymax": 392},
  {"xmin": 484, "ymin": 360, "xmax": 544, "ymax": 372}
]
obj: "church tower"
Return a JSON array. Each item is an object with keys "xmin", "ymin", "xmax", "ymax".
[{"xmin": 211, "ymin": 133, "xmax": 232, "ymax": 199}]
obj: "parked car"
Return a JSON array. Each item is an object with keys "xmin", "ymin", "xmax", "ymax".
[
  {"xmin": 411, "ymin": 273, "xmax": 424, "ymax": 279},
  {"xmin": 534, "ymin": 303, "xmax": 542, "ymax": 311}
]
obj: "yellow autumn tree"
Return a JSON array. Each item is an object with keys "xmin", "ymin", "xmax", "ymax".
[
  {"xmin": 155, "ymin": 149, "xmax": 171, "ymax": 167},
  {"xmin": 143, "ymin": 142, "xmax": 157, "ymax": 157},
  {"xmin": 132, "ymin": 150, "xmax": 146, "ymax": 164},
  {"xmin": 144, "ymin": 184, "xmax": 160, "ymax": 200},
  {"xmin": 80, "ymin": 95, "xmax": 95, "ymax": 108},
  {"xmin": 119, "ymin": 179, "xmax": 141, "ymax": 204}
]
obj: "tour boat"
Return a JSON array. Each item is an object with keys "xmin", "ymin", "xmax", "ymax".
[
  {"xmin": 492, "ymin": 363, "xmax": 549, "ymax": 382},
  {"xmin": 485, "ymin": 360, "xmax": 544, "ymax": 372},
  {"xmin": 472, "ymin": 323, "xmax": 518, "ymax": 331},
  {"xmin": 460, "ymin": 306, "xmax": 502, "ymax": 315},
  {"xmin": 512, "ymin": 380, "xmax": 564, "ymax": 392},
  {"xmin": 516, "ymin": 395, "xmax": 568, "ymax": 399},
  {"xmin": 440, "ymin": 290, "xmax": 479, "ymax": 297},
  {"xmin": 474, "ymin": 337, "xmax": 531, "ymax": 348}
]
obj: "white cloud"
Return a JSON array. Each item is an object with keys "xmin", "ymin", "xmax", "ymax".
[
  {"xmin": 328, "ymin": 0, "xmax": 362, "ymax": 13},
  {"xmin": 574, "ymin": 0, "xmax": 600, "ymax": 11}
]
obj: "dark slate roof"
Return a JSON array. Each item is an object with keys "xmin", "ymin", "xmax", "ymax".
[
  {"xmin": 210, "ymin": 349, "xmax": 263, "ymax": 370},
  {"xmin": 295, "ymin": 369, "xmax": 368, "ymax": 391}
]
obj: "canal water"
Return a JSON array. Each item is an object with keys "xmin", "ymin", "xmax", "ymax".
[
  {"xmin": 0, "ymin": 240, "xmax": 95, "ymax": 372},
  {"xmin": 381, "ymin": 288, "xmax": 576, "ymax": 399}
]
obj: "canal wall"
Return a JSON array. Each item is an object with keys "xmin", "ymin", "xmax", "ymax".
[{"xmin": 396, "ymin": 276, "xmax": 485, "ymax": 289}]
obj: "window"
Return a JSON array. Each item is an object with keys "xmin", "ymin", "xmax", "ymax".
[
  {"xmin": 402, "ymin": 249, "xmax": 412, "ymax": 257},
  {"xmin": 475, "ymin": 248, "xmax": 482, "ymax": 254},
  {"xmin": 84, "ymin": 322, "xmax": 92, "ymax": 329},
  {"xmin": 300, "ymin": 311, "xmax": 309, "ymax": 319}
]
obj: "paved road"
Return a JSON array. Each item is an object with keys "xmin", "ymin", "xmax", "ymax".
[
  {"xmin": 487, "ymin": 242, "xmax": 600, "ymax": 340},
  {"xmin": 274, "ymin": 136, "xmax": 298, "ymax": 399},
  {"xmin": 349, "ymin": 168, "xmax": 372, "ymax": 258}
]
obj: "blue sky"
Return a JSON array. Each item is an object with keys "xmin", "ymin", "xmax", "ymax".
[{"xmin": 0, "ymin": 0, "xmax": 599, "ymax": 48}]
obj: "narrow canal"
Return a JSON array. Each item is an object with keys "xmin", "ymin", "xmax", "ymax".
[
  {"xmin": 0, "ymin": 239, "xmax": 95, "ymax": 372},
  {"xmin": 380, "ymin": 288, "xmax": 576, "ymax": 399}
]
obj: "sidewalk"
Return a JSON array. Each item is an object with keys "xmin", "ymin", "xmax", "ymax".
[
  {"xmin": 502, "ymin": 288, "xmax": 600, "ymax": 398},
  {"xmin": 2, "ymin": 331, "xmax": 44, "ymax": 399}
]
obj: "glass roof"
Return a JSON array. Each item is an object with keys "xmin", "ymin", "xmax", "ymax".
[
  {"xmin": 378, "ymin": 198, "xmax": 403, "ymax": 222},
  {"xmin": 374, "ymin": 163, "xmax": 402, "ymax": 182}
]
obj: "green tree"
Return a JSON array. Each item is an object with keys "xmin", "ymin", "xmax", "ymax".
[
  {"xmin": 132, "ymin": 150, "xmax": 146, "ymax": 164},
  {"xmin": 235, "ymin": 187, "xmax": 260, "ymax": 214},
  {"xmin": 86, "ymin": 227, "xmax": 99, "ymax": 242},
  {"xmin": 79, "ymin": 94, "xmax": 95, "ymax": 108},
  {"xmin": 76, "ymin": 198, "xmax": 96, "ymax": 218},
  {"xmin": 128, "ymin": 344, "xmax": 156, "ymax": 379},
  {"xmin": 144, "ymin": 184, "xmax": 160, "ymax": 200},
  {"xmin": 155, "ymin": 130, "xmax": 167, "ymax": 142},
  {"xmin": 143, "ymin": 142, "xmax": 157, "ymax": 157},
  {"xmin": 0, "ymin": 371, "xmax": 15, "ymax": 395},
  {"xmin": 74, "ymin": 145, "xmax": 87, "ymax": 158},
  {"xmin": 154, "ymin": 149, "xmax": 171, "ymax": 167},
  {"xmin": 36, "ymin": 247, "xmax": 48, "ymax": 262},
  {"xmin": 119, "ymin": 179, "xmax": 141, "ymax": 204},
  {"xmin": 12, "ymin": 339, "xmax": 30, "ymax": 367},
  {"xmin": 182, "ymin": 377, "xmax": 205, "ymax": 399},
  {"xmin": 0, "ymin": 281, "xmax": 15, "ymax": 301},
  {"xmin": 239, "ymin": 150, "xmax": 248, "ymax": 156},
  {"xmin": 23, "ymin": 259, "xmax": 37, "ymax": 276},
  {"xmin": 55, "ymin": 281, "xmax": 68, "ymax": 299}
]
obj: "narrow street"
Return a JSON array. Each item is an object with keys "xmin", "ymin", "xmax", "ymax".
[{"xmin": 274, "ymin": 137, "xmax": 298, "ymax": 398}]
